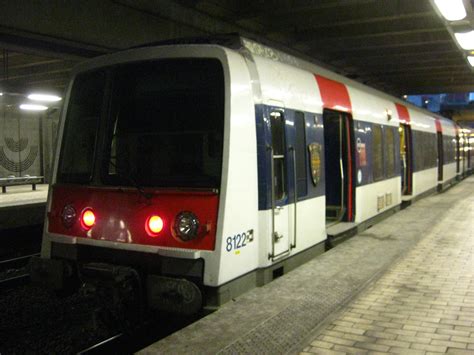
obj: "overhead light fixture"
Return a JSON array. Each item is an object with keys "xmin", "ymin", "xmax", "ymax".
[
  {"xmin": 20, "ymin": 104, "xmax": 48, "ymax": 111},
  {"xmin": 468, "ymin": 56, "xmax": 474, "ymax": 66},
  {"xmin": 434, "ymin": 0, "xmax": 466, "ymax": 21},
  {"xmin": 454, "ymin": 31, "xmax": 474, "ymax": 50},
  {"xmin": 0, "ymin": 93, "xmax": 3, "ymax": 96},
  {"xmin": 27, "ymin": 93, "xmax": 62, "ymax": 102}
]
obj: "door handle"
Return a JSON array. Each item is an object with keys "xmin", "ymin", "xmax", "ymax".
[{"xmin": 273, "ymin": 232, "xmax": 284, "ymax": 242}]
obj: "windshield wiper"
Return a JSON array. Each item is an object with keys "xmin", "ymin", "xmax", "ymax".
[{"xmin": 107, "ymin": 159, "xmax": 152, "ymax": 200}]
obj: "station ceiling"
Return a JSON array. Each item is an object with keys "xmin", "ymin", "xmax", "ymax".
[{"xmin": 0, "ymin": 0, "xmax": 473, "ymax": 98}]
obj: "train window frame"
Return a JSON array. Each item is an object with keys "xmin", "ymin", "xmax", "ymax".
[{"xmin": 372, "ymin": 124, "xmax": 384, "ymax": 182}]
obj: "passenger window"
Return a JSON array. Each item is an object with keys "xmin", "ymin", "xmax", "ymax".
[
  {"xmin": 270, "ymin": 111, "xmax": 287, "ymax": 201},
  {"xmin": 294, "ymin": 111, "xmax": 307, "ymax": 197},
  {"xmin": 385, "ymin": 128, "xmax": 395, "ymax": 177},
  {"xmin": 413, "ymin": 131, "xmax": 422, "ymax": 170},
  {"xmin": 372, "ymin": 125, "xmax": 384, "ymax": 181},
  {"xmin": 427, "ymin": 133, "xmax": 437, "ymax": 168}
]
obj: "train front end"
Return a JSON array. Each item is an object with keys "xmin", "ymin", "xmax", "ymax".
[{"xmin": 30, "ymin": 45, "xmax": 258, "ymax": 315}]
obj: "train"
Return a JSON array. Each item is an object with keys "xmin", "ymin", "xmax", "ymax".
[{"xmin": 31, "ymin": 35, "xmax": 473, "ymax": 316}]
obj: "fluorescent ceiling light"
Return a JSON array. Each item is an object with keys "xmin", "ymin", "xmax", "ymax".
[
  {"xmin": 455, "ymin": 31, "xmax": 474, "ymax": 50},
  {"xmin": 434, "ymin": 0, "xmax": 466, "ymax": 21},
  {"xmin": 468, "ymin": 56, "xmax": 474, "ymax": 66},
  {"xmin": 20, "ymin": 104, "xmax": 48, "ymax": 111},
  {"xmin": 27, "ymin": 93, "xmax": 62, "ymax": 102}
]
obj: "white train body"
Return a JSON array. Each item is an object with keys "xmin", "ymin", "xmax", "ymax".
[{"xmin": 32, "ymin": 37, "xmax": 469, "ymax": 313}]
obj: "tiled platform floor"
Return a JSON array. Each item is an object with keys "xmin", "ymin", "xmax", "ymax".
[
  {"xmin": 141, "ymin": 177, "xmax": 473, "ymax": 354},
  {"xmin": 300, "ymin": 181, "xmax": 474, "ymax": 354}
]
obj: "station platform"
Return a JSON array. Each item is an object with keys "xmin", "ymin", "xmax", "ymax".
[
  {"xmin": 0, "ymin": 184, "xmax": 48, "ymax": 230},
  {"xmin": 140, "ymin": 177, "xmax": 473, "ymax": 354}
]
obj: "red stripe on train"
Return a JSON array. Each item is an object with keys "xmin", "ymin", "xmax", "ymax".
[
  {"xmin": 48, "ymin": 184, "xmax": 218, "ymax": 251},
  {"xmin": 314, "ymin": 74, "xmax": 352, "ymax": 113},
  {"xmin": 435, "ymin": 119, "xmax": 443, "ymax": 133},
  {"xmin": 395, "ymin": 103, "xmax": 410, "ymax": 124}
]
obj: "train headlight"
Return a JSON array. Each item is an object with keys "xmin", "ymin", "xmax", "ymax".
[
  {"xmin": 61, "ymin": 204, "xmax": 77, "ymax": 228},
  {"xmin": 174, "ymin": 211, "xmax": 199, "ymax": 241},
  {"xmin": 81, "ymin": 208, "xmax": 96, "ymax": 230},
  {"xmin": 146, "ymin": 215, "xmax": 164, "ymax": 237}
]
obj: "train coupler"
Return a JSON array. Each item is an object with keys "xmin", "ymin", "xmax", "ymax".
[{"xmin": 80, "ymin": 262, "xmax": 143, "ymax": 328}]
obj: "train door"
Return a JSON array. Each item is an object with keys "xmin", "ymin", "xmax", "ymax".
[
  {"xmin": 323, "ymin": 109, "xmax": 354, "ymax": 223},
  {"xmin": 437, "ymin": 132, "xmax": 444, "ymax": 181},
  {"xmin": 268, "ymin": 109, "xmax": 292, "ymax": 260},
  {"xmin": 399, "ymin": 123, "xmax": 412, "ymax": 195}
]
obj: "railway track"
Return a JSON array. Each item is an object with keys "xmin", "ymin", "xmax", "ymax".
[
  {"xmin": 0, "ymin": 253, "xmax": 38, "ymax": 291},
  {"xmin": 0, "ymin": 273, "xmax": 30, "ymax": 291},
  {"xmin": 76, "ymin": 310, "xmax": 206, "ymax": 354},
  {"xmin": 77, "ymin": 333, "xmax": 124, "ymax": 354},
  {"xmin": 0, "ymin": 253, "xmax": 39, "ymax": 273}
]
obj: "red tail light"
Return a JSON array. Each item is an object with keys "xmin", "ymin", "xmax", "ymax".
[
  {"xmin": 146, "ymin": 215, "xmax": 164, "ymax": 237},
  {"xmin": 81, "ymin": 208, "xmax": 96, "ymax": 229}
]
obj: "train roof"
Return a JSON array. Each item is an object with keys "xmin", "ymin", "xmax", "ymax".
[{"xmin": 135, "ymin": 34, "xmax": 456, "ymax": 127}]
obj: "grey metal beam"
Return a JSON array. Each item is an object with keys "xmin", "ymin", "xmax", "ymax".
[
  {"xmin": 0, "ymin": 28, "xmax": 112, "ymax": 60},
  {"xmin": 374, "ymin": 70, "xmax": 471, "ymax": 79},
  {"xmin": 7, "ymin": 58, "xmax": 66, "ymax": 70},
  {"xmin": 302, "ymin": 30, "xmax": 450, "ymax": 51},
  {"xmin": 382, "ymin": 68, "xmax": 471, "ymax": 76},
  {"xmin": 397, "ymin": 78, "xmax": 474, "ymax": 87},
  {"xmin": 0, "ymin": 60, "xmax": 75, "ymax": 80},
  {"xmin": 322, "ymin": 42, "xmax": 457, "ymax": 59},
  {"xmin": 0, "ymin": 69, "xmax": 70, "ymax": 86},
  {"xmin": 295, "ymin": 27, "xmax": 446, "ymax": 46},
  {"xmin": 113, "ymin": 0, "xmax": 263, "ymax": 37},
  {"xmin": 347, "ymin": 59, "xmax": 465, "ymax": 72},
  {"xmin": 292, "ymin": 16, "xmax": 443, "ymax": 41},
  {"xmin": 0, "ymin": 0, "xmax": 203, "ymax": 53},
  {"xmin": 402, "ymin": 84, "xmax": 474, "ymax": 94},
  {"xmin": 329, "ymin": 49, "xmax": 460, "ymax": 65},
  {"xmin": 366, "ymin": 64, "xmax": 468, "ymax": 77},
  {"xmin": 308, "ymin": 39, "xmax": 452, "ymax": 56},
  {"xmin": 263, "ymin": 1, "xmax": 434, "ymax": 31},
  {"xmin": 228, "ymin": 0, "xmax": 378, "ymax": 21}
]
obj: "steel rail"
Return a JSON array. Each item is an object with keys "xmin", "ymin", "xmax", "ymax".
[{"xmin": 0, "ymin": 253, "xmax": 40, "ymax": 273}]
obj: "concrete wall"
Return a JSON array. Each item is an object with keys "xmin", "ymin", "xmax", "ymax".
[{"xmin": 0, "ymin": 106, "xmax": 59, "ymax": 182}]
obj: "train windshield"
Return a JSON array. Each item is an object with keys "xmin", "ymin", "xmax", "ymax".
[{"xmin": 58, "ymin": 58, "xmax": 225, "ymax": 189}]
